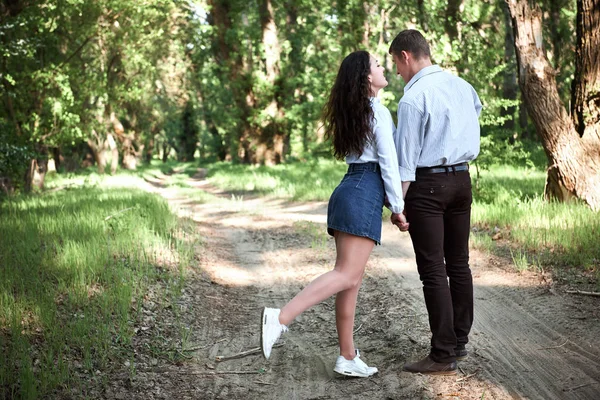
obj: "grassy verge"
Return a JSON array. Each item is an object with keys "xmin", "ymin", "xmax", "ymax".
[
  {"xmin": 471, "ymin": 165, "xmax": 600, "ymax": 283},
  {"xmin": 0, "ymin": 173, "xmax": 195, "ymax": 399}
]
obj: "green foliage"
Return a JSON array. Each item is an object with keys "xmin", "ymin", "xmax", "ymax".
[
  {"xmin": 0, "ymin": 0, "xmax": 582, "ymax": 190},
  {"xmin": 0, "ymin": 132, "xmax": 33, "ymax": 193}
]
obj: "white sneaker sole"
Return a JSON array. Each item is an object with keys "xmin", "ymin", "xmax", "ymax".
[
  {"xmin": 261, "ymin": 308, "xmax": 268, "ymax": 359},
  {"xmin": 333, "ymin": 366, "xmax": 377, "ymax": 378}
]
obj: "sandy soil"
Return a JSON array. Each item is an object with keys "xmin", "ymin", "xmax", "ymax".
[{"xmin": 98, "ymin": 174, "xmax": 600, "ymax": 400}]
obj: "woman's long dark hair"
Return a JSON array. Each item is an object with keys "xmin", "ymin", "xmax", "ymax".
[{"xmin": 322, "ymin": 51, "xmax": 374, "ymax": 160}]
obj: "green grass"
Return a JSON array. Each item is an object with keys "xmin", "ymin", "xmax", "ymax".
[
  {"xmin": 471, "ymin": 165, "xmax": 600, "ymax": 278},
  {"xmin": 0, "ymin": 173, "xmax": 195, "ymax": 398},
  {"xmin": 204, "ymin": 159, "xmax": 346, "ymax": 201}
]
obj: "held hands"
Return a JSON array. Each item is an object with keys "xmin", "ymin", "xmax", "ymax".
[{"xmin": 391, "ymin": 211, "xmax": 409, "ymax": 232}]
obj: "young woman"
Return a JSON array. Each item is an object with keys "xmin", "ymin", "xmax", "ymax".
[{"xmin": 261, "ymin": 50, "xmax": 407, "ymax": 378}]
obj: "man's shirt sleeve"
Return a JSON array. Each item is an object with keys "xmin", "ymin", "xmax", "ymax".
[
  {"xmin": 374, "ymin": 106, "xmax": 404, "ymax": 214},
  {"xmin": 396, "ymin": 101, "xmax": 424, "ymax": 182}
]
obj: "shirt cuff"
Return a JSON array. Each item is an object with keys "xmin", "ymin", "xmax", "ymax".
[
  {"xmin": 388, "ymin": 202, "xmax": 404, "ymax": 215},
  {"xmin": 399, "ymin": 166, "xmax": 416, "ymax": 182}
]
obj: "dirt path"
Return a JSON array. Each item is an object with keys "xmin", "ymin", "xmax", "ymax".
[{"xmin": 103, "ymin": 175, "xmax": 600, "ymax": 400}]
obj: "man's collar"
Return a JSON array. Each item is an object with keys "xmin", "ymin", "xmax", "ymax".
[{"xmin": 405, "ymin": 65, "xmax": 442, "ymax": 91}]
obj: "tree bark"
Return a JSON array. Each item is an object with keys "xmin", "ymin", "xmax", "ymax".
[
  {"xmin": 257, "ymin": 0, "xmax": 285, "ymax": 165},
  {"xmin": 416, "ymin": 0, "xmax": 428, "ymax": 32},
  {"xmin": 502, "ymin": 0, "xmax": 517, "ymax": 133},
  {"xmin": 209, "ymin": 0, "xmax": 254, "ymax": 163},
  {"xmin": 88, "ymin": 130, "xmax": 107, "ymax": 174},
  {"xmin": 507, "ymin": 0, "xmax": 600, "ymax": 210},
  {"xmin": 24, "ymin": 145, "xmax": 48, "ymax": 192},
  {"xmin": 445, "ymin": 0, "xmax": 463, "ymax": 42},
  {"xmin": 571, "ymin": 0, "xmax": 600, "ymax": 141}
]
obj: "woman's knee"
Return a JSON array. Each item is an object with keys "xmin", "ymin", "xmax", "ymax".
[{"xmin": 334, "ymin": 268, "xmax": 363, "ymax": 290}]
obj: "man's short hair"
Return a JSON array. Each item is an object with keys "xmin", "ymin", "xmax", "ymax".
[{"xmin": 389, "ymin": 29, "xmax": 431, "ymax": 60}]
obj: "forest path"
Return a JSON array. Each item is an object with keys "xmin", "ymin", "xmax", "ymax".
[{"xmin": 102, "ymin": 173, "xmax": 600, "ymax": 400}]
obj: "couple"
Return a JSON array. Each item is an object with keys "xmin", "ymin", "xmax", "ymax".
[{"xmin": 261, "ymin": 29, "xmax": 482, "ymax": 378}]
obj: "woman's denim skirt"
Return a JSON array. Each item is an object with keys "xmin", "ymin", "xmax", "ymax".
[{"xmin": 327, "ymin": 162, "xmax": 385, "ymax": 245}]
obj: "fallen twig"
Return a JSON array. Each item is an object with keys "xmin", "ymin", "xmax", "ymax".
[
  {"xmin": 216, "ymin": 343, "xmax": 284, "ymax": 362},
  {"xmin": 353, "ymin": 323, "xmax": 363, "ymax": 335},
  {"xmin": 185, "ymin": 338, "xmax": 227, "ymax": 352},
  {"xmin": 254, "ymin": 380, "xmax": 275, "ymax": 385},
  {"xmin": 405, "ymin": 334, "xmax": 420, "ymax": 344},
  {"xmin": 177, "ymin": 350, "xmax": 194, "ymax": 359},
  {"xmin": 456, "ymin": 372, "xmax": 478, "ymax": 382},
  {"xmin": 565, "ymin": 290, "xmax": 600, "ymax": 297},
  {"xmin": 116, "ymin": 369, "xmax": 263, "ymax": 378},
  {"xmin": 539, "ymin": 339, "xmax": 568, "ymax": 350},
  {"xmin": 187, "ymin": 370, "xmax": 262, "ymax": 375},
  {"xmin": 564, "ymin": 382, "xmax": 599, "ymax": 392}
]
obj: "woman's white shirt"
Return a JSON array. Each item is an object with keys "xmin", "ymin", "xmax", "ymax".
[{"xmin": 346, "ymin": 98, "xmax": 404, "ymax": 214}]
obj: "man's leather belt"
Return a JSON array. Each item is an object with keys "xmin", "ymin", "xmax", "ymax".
[{"xmin": 416, "ymin": 162, "xmax": 469, "ymax": 175}]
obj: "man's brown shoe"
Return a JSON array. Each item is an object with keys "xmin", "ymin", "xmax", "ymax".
[{"xmin": 402, "ymin": 355, "xmax": 457, "ymax": 375}]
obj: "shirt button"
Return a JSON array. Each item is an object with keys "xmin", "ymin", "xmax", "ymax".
[{"xmin": 430, "ymin": 189, "xmax": 434, "ymax": 193}]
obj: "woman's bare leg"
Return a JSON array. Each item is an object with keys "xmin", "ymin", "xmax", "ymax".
[
  {"xmin": 335, "ymin": 275, "xmax": 363, "ymax": 360},
  {"xmin": 278, "ymin": 232, "xmax": 374, "ymax": 359}
]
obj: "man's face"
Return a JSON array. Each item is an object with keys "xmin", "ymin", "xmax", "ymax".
[{"xmin": 391, "ymin": 52, "xmax": 409, "ymax": 84}]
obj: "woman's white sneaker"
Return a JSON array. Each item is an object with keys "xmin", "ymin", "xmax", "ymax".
[
  {"xmin": 261, "ymin": 307, "xmax": 288, "ymax": 359},
  {"xmin": 333, "ymin": 349, "xmax": 378, "ymax": 378}
]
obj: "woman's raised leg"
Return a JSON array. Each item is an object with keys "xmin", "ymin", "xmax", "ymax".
[{"xmin": 278, "ymin": 232, "xmax": 374, "ymax": 328}]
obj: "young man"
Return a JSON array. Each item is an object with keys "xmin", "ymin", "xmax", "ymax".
[{"xmin": 389, "ymin": 29, "xmax": 482, "ymax": 375}]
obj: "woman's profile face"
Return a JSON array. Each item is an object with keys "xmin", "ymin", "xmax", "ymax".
[{"xmin": 368, "ymin": 56, "xmax": 388, "ymax": 93}]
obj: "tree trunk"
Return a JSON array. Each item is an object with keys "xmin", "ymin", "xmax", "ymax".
[
  {"xmin": 445, "ymin": 0, "xmax": 463, "ymax": 42},
  {"xmin": 502, "ymin": 1, "xmax": 517, "ymax": 133},
  {"xmin": 571, "ymin": 0, "xmax": 600, "ymax": 141},
  {"xmin": 51, "ymin": 147, "xmax": 61, "ymax": 172},
  {"xmin": 209, "ymin": 0, "xmax": 255, "ymax": 163},
  {"xmin": 416, "ymin": 0, "xmax": 429, "ymax": 32},
  {"xmin": 107, "ymin": 133, "xmax": 118, "ymax": 174},
  {"xmin": 88, "ymin": 130, "xmax": 107, "ymax": 174},
  {"xmin": 24, "ymin": 146, "xmax": 48, "ymax": 192},
  {"xmin": 162, "ymin": 142, "xmax": 169, "ymax": 163},
  {"xmin": 507, "ymin": 0, "xmax": 600, "ymax": 210},
  {"xmin": 145, "ymin": 135, "xmax": 154, "ymax": 164},
  {"xmin": 257, "ymin": 0, "xmax": 285, "ymax": 165}
]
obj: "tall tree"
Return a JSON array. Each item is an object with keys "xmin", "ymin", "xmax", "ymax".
[
  {"xmin": 507, "ymin": 0, "xmax": 600, "ymax": 209},
  {"xmin": 256, "ymin": 0, "xmax": 285, "ymax": 164},
  {"xmin": 571, "ymin": 0, "xmax": 600, "ymax": 140}
]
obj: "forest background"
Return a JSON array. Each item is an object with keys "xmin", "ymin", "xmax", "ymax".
[
  {"xmin": 0, "ymin": 0, "xmax": 589, "ymax": 189},
  {"xmin": 2, "ymin": 0, "xmax": 600, "ymax": 398}
]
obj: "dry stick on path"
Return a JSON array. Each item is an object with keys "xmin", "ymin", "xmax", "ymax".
[
  {"xmin": 456, "ymin": 372, "xmax": 478, "ymax": 382},
  {"xmin": 185, "ymin": 338, "xmax": 228, "ymax": 352},
  {"xmin": 565, "ymin": 289, "xmax": 600, "ymax": 297},
  {"xmin": 538, "ymin": 339, "xmax": 568, "ymax": 350},
  {"xmin": 564, "ymin": 382, "xmax": 600, "ymax": 392},
  {"xmin": 353, "ymin": 323, "xmax": 363, "ymax": 334},
  {"xmin": 254, "ymin": 380, "xmax": 276, "ymax": 385},
  {"xmin": 215, "ymin": 343, "xmax": 284, "ymax": 362},
  {"xmin": 179, "ymin": 370, "xmax": 263, "ymax": 376}
]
